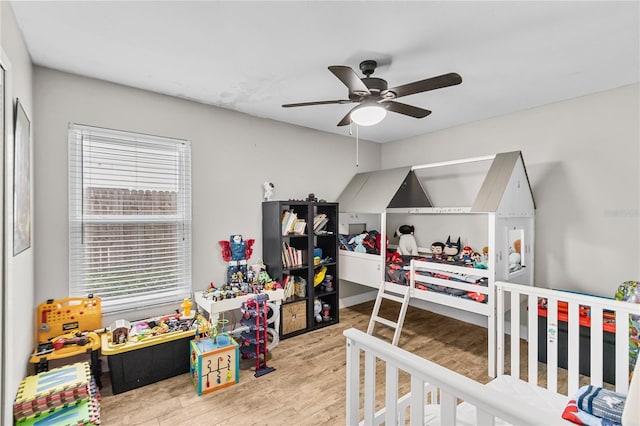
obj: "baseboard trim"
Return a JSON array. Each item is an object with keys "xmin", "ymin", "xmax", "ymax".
[{"xmin": 339, "ymin": 290, "xmax": 377, "ymax": 309}]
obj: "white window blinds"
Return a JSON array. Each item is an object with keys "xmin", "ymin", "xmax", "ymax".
[{"xmin": 69, "ymin": 124, "xmax": 192, "ymax": 314}]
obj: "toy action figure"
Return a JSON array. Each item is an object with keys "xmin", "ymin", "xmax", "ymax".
[{"xmin": 219, "ymin": 235, "xmax": 255, "ymax": 285}]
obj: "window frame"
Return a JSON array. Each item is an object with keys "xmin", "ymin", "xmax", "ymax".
[{"xmin": 68, "ymin": 124, "xmax": 192, "ymax": 314}]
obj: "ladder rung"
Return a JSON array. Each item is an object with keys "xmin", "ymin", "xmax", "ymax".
[
  {"xmin": 373, "ymin": 316, "xmax": 398, "ymax": 329},
  {"xmin": 380, "ymin": 292, "xmax": 406, "ymax": 304}
]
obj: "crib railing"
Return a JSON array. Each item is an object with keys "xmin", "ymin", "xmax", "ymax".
[
  {"xmin": 344, "ymin": 327, "xmax": 559, "ymax": 425},
  {"xmin": 496, "ymin": 281, "xmax": 640, "ymax": 396}
]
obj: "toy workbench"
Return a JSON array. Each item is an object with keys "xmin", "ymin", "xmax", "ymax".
[{"xmin": 29, "ymin": 296, "xmax": 103, "ymax": 387}]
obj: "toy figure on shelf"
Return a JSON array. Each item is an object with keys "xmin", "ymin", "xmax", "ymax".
[
  {"xmin": 322, "ymin": 303, "xmax": 332, "ymax": 322},
  {"xmin": 314, "ymin": 298, "xmax": 322, "ymax": 323},
  {"xmin": 262, "ymin": 182, "xmax": 275, "ymax": 201},
  {"xmin": 444, "ymin": 236, "xmax": 461, "ymax": 262},
  {"xmin": 431, "ymin": 241, "xmax": 445, "ymax": 260},
  {"xmin": 472, "ymin": 251, "xmax": 488, "ymax": 269},
  {"xmin": 394, "ymin": 225, "xmax": 418, "ymax": 256},
  {"xmin": 459, "ymin": 245, "xmax": 473, "ymax": 264},
  {"xmin": 219, "ymin": 235, "xmax": 255, "ymax": 285}
]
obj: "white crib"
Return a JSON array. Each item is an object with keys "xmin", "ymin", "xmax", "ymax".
[{"xmin": 345, "ymin": 281, "xmax": 640, "ymax": 425}]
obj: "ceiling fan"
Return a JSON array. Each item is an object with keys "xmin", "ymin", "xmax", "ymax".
[{"xmin": 282, "ymin": 60, "xmax": 462, "ymax": 127}]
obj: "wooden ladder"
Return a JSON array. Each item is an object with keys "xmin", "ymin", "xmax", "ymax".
[{"xmin": 367, "ymin": 284, "xmax": 412, "ymax": 346}]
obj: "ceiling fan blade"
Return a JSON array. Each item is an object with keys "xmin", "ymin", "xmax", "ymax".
[
  {"xmin": 385, "ymin": 72, "xmax": 462, "ymax": 99},
  {"xmin": 383, "ymin": 101, "xmax": 432, "ymax": 118},
  {"xmin": 337, "ymin": 105, "xmax": 360, "ymax": 127},
  {"xmin": 282, "ymin": 99, "xmax": 353, "ymax": 108},
  {"xmin": 328, "ymin": 66, "xmax": 371, "ymax": 95}
]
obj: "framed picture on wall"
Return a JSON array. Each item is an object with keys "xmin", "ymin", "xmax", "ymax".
[{"xmin": 13, "ymin": 98, "xmax": 31, "ymax": 256}]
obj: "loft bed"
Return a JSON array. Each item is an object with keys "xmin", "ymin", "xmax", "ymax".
[
  {"xmin": 344, "ymin": 281, "xmax": 640, "ymax": 425},
  {"xmin": 337, "ymin": 151, "xmax": 536, "ymax": 377}
]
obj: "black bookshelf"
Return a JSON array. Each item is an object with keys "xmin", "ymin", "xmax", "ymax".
[{"xmin": 262, "ymin": 200, "xmax": 339, "ymax": 338}]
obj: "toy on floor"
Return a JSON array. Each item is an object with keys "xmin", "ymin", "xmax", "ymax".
[
  {"xmin": 394, "ymin": 225, "xmax": 418, "ymax": 256},
  {"xmin": 190, "ymin": 332, "xmax": 239, "ymax": 395},
  {"xmin": 14, "ymin": 362, "xmax": 100, "ymax": 425},
  {"xmin": 239, "ymin": 294, "xmax": 276, "ymax": 377}
]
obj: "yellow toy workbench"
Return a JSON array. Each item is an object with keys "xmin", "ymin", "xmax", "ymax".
[{"xmin": 29, "ymin": 296, "xmax": 103, "ymax": 387}]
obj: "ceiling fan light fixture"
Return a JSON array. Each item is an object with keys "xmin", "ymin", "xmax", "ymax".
[{"xmin": 350, "ymin": 104, "xmax": 387, "ymax": 126}]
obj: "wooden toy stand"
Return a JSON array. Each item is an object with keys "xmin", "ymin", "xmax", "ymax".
[{"xmin": 29, "ymin": 296, "xmax": 103, "ymax": 387}]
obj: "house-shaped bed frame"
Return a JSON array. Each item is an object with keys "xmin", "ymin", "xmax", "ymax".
[{"xmin": 337, "ymin": 151, "xmax": 536, "ymax": 376}]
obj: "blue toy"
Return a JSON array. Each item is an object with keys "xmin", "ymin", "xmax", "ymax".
[{"xmin": 348, "ymin": 233, "xmax": 367, "ymax": 253}]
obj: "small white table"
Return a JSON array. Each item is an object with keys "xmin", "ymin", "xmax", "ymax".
[{"xmin": 194, "ymin": 288, "xmax": 285, "ymax": 348}]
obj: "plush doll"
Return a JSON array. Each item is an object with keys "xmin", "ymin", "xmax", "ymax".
[
  {"xmin": 348, "ymin": 233, "xmax": 368, "ymax": 253},
  {"xmin": 394, "ymin": 225, "xmax": 419, "ymax": 256},
  {"xmin": 509, "ymin": 239, "xmax": 522, "ymax": 272}
]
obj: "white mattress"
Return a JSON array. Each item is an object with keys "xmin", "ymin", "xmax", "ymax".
[{"xmin": 422, "ymin": 375, "xmax": 569, "ymax": 425}]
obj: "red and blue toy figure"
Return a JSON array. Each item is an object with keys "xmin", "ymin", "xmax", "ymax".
[{"xmin": 219, "ymin": 235, "xmax": 255, "ymax": 285}]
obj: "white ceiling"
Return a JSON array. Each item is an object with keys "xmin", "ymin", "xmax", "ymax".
[{"xmin": 9, "ymin": 1, "xmax": 640, "ymax": 143}]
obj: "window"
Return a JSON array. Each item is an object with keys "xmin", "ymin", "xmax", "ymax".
[{"xmin": 69, "ymin": 124, "xmax": 191, "ymax": 314}]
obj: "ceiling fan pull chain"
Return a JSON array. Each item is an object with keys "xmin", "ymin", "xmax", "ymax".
[{"xmin": 356, "ymin": 124, "xmax": 359, "ymax": 168}]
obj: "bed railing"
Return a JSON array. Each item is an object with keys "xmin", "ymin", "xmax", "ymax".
[
  {"xmin": 344, "ymin": 327, "xmax": 559, "ymax": 425},
  {"xmin": 496, "ymin": 281, "xmax": 640, "ymax": 396}
]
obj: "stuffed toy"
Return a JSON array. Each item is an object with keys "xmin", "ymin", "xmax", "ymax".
[
  {"xmin": 394, "ymin": 225, "xmax": 418, "ymax": 256},
  {"xmin": 348, "ymin": 233, "xmax": 368, "ymax": 253},
  {"xmin": 509, "ymin": 239, "xmax": 522, "ymax": 272}
]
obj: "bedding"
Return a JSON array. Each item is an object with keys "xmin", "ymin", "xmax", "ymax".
[
  {"xmin": 339, "ymin": 230, "xmax": 384, "ymax": 254},
  {"xmin": 385, "ymin": 253, "xmax": 489, "ymax": 302}
]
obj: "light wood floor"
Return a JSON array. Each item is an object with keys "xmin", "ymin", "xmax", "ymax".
[{"xmin": 99, "ymin": 301, "xmax": 495, "ymax": 425}]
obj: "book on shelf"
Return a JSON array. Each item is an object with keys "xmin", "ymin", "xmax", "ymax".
[
  {"xmin": 313, "ymin": 213, "xmax": 329, "ymax": 233},
  {"xmin": 292, "ymin": 219, "xmax": 307, "ymax": 235},
  {"xmin": 281, "ymin": 210, "xmax": 298, "ymax": 236},
  {"xmin": 282, "ymin": 210, "xmax": 308, "ymax": 236},
  {"xmin": 282, "ymin": 242, "xmax": 303, "ymax": 268}
]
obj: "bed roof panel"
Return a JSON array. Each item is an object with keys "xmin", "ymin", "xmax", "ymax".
[
  {"xmin": 388, "ymin": 170, "xmax": 432, "ymax": 209},
  {"xmin": 338, "ymin": 166, "xmax": 426, "ymax": 213},
  {"xmin": 471, "ymin": 151, "xmax": 536, "ymax": 213},
  {"xmin": 338, "ymin": 151, "xmax": 534, "ymax": 214}
]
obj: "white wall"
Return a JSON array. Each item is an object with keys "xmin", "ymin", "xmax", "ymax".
[
  {"xmin": 381, "ymin": 84, "xmax": 640, "ymax": 297},
  {"xmin": 1, "ymin": 2, "xmax": 34, "ymax": 424},
  {"xmin": 33, "ymin": 67, "xmax": 381, "ymax": 325}
]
